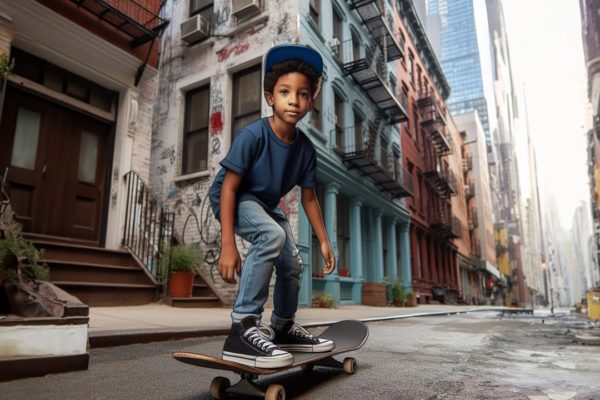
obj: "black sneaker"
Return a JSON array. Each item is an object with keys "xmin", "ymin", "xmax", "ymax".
[
  {"xmin": 272, "ymin": 321, "xmax": 335, "ymax": 352},
  {"xmin": 222, "ymin": 316, "xmax": 293, "ymax": 368}
]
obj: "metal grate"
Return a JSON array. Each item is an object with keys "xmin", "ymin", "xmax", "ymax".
[{"xmin": 71, "ymin": 0, "xmax": 168, "ymax": 47}]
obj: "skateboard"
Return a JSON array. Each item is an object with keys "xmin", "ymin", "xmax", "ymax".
[{"xmin": 173, "ymin": 319, "xmax": 369, "ymax": 400}]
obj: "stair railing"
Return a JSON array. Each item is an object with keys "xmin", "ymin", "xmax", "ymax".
[{"xmin": 122, "ymin": 171, "xmax": 174, "ymax": 281}]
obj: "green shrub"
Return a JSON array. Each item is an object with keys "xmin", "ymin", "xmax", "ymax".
[
  {"xmin": 169, "ymin": 244, "xmax": 199, "ymax": 272},
  {"xmin": 0, "ymin": 218, "xmax": 48, "ymax": 282},
  {"xmin": 393, "ymin": 283, "xmax": 406, "ymax": 303}
]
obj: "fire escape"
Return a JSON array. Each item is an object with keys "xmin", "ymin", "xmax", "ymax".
[
  {"xmin": 344, "ymin": 0, "xmax": 407, "ymax": 124},
  {"xmin": 70, "ymin": 0, "xmax": 169, "ymax": 84},
  {"xmin": 337, "ymin": 0, "xmax": 411, "ymax": 198}
]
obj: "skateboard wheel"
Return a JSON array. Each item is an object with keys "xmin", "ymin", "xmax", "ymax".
[
  {"xmin": 301, "ymin": 363, "xmax": 314, "ymax": 372},
  {"xmin": 210, "ymin": 376, "xmax": 230, "ymax": 399},
  {"xmin": 265, "ymin": 383, "xmax": 286, "ymax": 400},
  {"xmin": 343, "ymin": 357, "xmax": 357, "ymax": 374}
]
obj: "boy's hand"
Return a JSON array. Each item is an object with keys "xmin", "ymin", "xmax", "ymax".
[
  {"xmin": 320, "ymin": 241, "xmax": 336, "ymax": 275},
  {"xmin": 218, "ymin": 243, "xmax": 242, "ymax": 284}
]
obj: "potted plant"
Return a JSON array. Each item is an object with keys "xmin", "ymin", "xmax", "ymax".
[
  {"xmin": 168, "ymin": 244, "xmax": 199, "ymax": 297},
  {"xmin": 392, "ymin": 283, "xmax": 406, "ymax": 307},
  {"xmin": 405, "ymin": 289, "xmax": 418, "ymax": 307},
  {"xmin": 311, "ymin": 291, "xmax": 334, "ymax": 308}
]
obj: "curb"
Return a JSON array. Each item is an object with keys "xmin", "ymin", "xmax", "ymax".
[{"xmin": 88, "ymin": 307, "xmax": 524, "ymax": 348}]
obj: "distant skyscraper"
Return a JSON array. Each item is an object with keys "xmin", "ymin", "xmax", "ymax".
[{"xmin": 416, "ymin": 0, "xmax": 497, "ymax": 146}]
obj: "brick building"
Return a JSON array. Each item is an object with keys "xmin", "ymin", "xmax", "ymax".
[{"xmin": 0, "ymin": 0, "xmax": 168, "ymax": 305}]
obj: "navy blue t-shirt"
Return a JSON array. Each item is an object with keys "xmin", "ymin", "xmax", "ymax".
[{"xmin": 209, "ymin": 117, "xmax": 317, "ymax": 220}]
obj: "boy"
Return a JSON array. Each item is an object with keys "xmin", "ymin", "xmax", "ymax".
[{"xmin": 209, "ymin": 44, "xmax": 335, "ymax": 368}]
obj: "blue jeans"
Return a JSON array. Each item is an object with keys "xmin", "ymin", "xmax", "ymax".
[{"xmin": 231, "ymin": 200, "xmax": 303, "ymax": 330}]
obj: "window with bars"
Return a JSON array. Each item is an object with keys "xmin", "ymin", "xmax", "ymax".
[
  {"xmin": 232, "ymin": 64, "xmax": 262, "ymax": 137},
  {"xmin": 183, "ymin": 85, "xmax": 210, "ymax": 174}
]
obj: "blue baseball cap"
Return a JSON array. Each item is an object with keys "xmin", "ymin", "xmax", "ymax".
[{"xmin": 264, "ymin": 44, "xmax": 323, "ymax": 76}]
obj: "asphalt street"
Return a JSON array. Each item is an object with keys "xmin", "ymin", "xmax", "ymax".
[{"xmin": 1, "ymin": 311, "xmax": 599, "ymax": 400}]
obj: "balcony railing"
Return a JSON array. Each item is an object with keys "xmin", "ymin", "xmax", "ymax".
[
  {"xmin": 417, "ymin": 94, "xmax": 452, "ymax": 155},
  {"xmin": 339, "ymin": 39, "xmax": 408, "ymax": 124},
  {"xmin": 429, "ymin": 212, "xmax": 452, "ymax": 236},
  {"xmin": 348, "ymin": 0, "xmax": 404, "ymax": 61},
  {"xmin": 424, "ymin": 154, "xmax": 457, "ymax": 199},
  {"xmin": 71, "ymin": 0, "xmax": 168, "ymax": 48},
  {"xmin": 336, "ymin": 125, "xmax": 412, "ymax": 198}
]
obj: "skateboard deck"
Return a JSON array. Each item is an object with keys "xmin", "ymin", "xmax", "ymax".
[{"xmin": 173, "ymin": 319, "xmax": 368, "ymax": 399}]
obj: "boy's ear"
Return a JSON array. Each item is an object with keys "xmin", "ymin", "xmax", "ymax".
[
  {"xmin": 264, "ymin": 92, "xmax": 274, "ymax": 107},
  {"xmin": 309, "ymin": 99, "xmax": 314, "ymax": 109}
]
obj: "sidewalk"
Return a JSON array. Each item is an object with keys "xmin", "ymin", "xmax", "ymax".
[{"xmin": 88, "ymin": 304, "xmax": 515, "ymax": 347}]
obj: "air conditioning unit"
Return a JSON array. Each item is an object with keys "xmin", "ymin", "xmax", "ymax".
[
  {"xmin": 330, "ymin": 38, "xmax": 341, "ymax": 56},
  {"xmin": 232, "ymin": 0, "xmax": 262, "ymax": 20},
  {"xmin": 181, "ymin": 14, "xmax": 210, "ymax": 44}
]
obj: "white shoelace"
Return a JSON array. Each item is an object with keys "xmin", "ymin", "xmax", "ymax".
[
  {"xmin": 257, "ymin": 322, "xmax": 275, "ymax": 340},
  {"xmin": 289, "ymin": 323, "xmax": 314, "ymax": 339},
  {"xmin": 244, "ymin": 326, "xmax": 278, "ymax": 352}
]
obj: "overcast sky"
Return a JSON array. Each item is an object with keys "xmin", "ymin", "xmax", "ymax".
[{"xmin": 501, "ymin": 0, "xmax": 589, "ymax": 230}]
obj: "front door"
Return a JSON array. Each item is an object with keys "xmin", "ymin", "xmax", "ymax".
[{"xmin": 0, "ymin": 86, "xmax": 110, "ymax": 243}]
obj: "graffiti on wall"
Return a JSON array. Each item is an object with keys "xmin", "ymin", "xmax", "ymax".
[{"xmin": 168, "ymin": 185, "xmax": 249, "ymax": 283}]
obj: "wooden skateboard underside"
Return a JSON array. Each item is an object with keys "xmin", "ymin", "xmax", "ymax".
[{"xmin": 173, "ymin": 319, "xmax": 369, "ymax": 375}]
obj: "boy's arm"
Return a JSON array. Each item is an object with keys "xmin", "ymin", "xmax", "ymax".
[
  {"xmin": 219, "ymin": 170, "xmax": 243, "ymax": 283},
  {"xmin": 301, "ymin": 187, "xmax": 335, "ymax": 275}
]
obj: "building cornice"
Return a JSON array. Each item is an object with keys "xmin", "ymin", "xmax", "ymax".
[{"xmin": 397, "ymin": 0, "xmax": 450, "ymax": 100}]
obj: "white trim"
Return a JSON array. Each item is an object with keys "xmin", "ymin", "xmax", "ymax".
[
  {"xmin": 7, "ymin": 75, "xmax": 115, "ymax": 122},
  {"xmin": 4, "ymin": 0, "xmax": 149, "ymax": 90},
  {"xmin": 174, "ymin": 170, "xmax": 211, "ymax": 182}
]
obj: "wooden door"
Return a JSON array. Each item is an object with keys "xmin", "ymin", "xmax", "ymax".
[{"xmin": 0, "ymin": 86, "xmax": 110, "ymax": 243}]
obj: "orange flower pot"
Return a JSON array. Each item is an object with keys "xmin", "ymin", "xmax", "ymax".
[{"xmin": 169, "ymin": 271, "xmax": 195, "ymax": 297}]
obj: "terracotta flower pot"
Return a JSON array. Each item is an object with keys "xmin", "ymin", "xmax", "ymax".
[
  {"xmin": 406, "ymin": 294, "xmax": 418, "ymax": 307},
  {"xmin": 169, "ymin": 271, "xmax": 195, "ymax": 297}
]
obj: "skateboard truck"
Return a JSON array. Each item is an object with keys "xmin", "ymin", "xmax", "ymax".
[
  {"xmin": 174, "ymin": 320, "xmax": 368, "ymax": 400},
  {"xmin": 210, "ymin": 355, "xmax": 358, "ymax": 399}
]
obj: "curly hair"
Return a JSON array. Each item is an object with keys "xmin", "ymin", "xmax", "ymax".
[{"xmin": 263, "ymin": 59, "xmax": 322, "ymax": 99}]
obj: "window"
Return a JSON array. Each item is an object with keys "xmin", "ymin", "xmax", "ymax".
[
  {"xmin": 11, "ymin": 48, "xmax": 116, "ymax": 113},
  {"xmin": 309, "ymin": 0, "xmax": 320, "ymax": 27},
  {"xmin": 354, "ymin": 112, "xmax": 363, "ymax": 152},
  {"xmin": 232, "ymin": 64, "xmax": 261, "ymax": 137},
  {"xmin": 333, "ymin": 8, "xmax": 343, "ymax": 60},
  {"xmin": 334, "ymin": 93, "xmax": 345, "ymax": 150},
  {"xmin": 408, "ymin": 51, "xmax": 415, "ymax": 83},
  {"xmin": 337, "ymin": 194, "xmax": 350, "ymax": 277},
  {"xmin": 190, "ymin": 0, "xmax": 213, "ymax": 21},
  {"xmin": 311, "ymin": 92, "xmax": 322, "ymax": 132},
  {"xmin": 183, "ymin": 85, "xmax": 210, "ymax": 174},
  {"xmin": 412, "ymin": 106, "xmax": 419, "ymax": 147},
  {"xmin": 380, "ymin": 134, "xmax": 389, "ymax": 170},
  {"xmin": 351, "ymin": 31, "xmax": 361, "ymax": 62}
]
